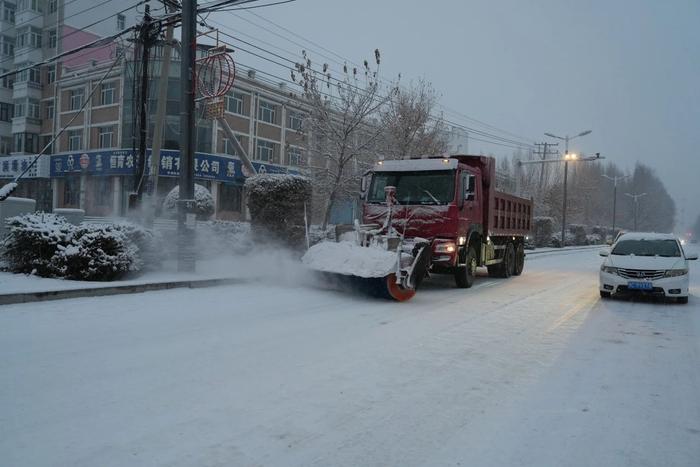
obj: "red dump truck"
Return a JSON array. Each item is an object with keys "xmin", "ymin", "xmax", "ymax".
[
  {"xmin": 303, "ymin": 154, "xmax": 533, "ymax": 301},
  {"xmin": 361, "ymin": 154, "xmax": 533, "ymax": 289}
]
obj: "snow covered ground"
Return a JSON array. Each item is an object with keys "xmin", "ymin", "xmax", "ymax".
[{"xmin": 1, "ymin": 246, "xmax": 698, "ymax": 467}]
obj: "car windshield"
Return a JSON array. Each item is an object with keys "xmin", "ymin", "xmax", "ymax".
[
  {"xmin": 611, "ymin": 239, "xmax": 681, "ymax": 257},
  {"xmin": 368, "ymin": 170, "xmax": 455, "ymax": 205}
]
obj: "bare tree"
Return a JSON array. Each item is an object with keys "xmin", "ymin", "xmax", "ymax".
[
  {"xmin": 294, "ymin": 50, "xmax": 392, "ymax": 228},
  {"xmin": 380, "ymin": 79, "xmax": 448, "ymax": 159}
]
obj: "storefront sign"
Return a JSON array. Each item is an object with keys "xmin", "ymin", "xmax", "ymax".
[
  {"xmin": 49, "ymin": 149, "xmax": 300, "ymax": 180},
  {"xmin": 0, "ymin": 154, "xmax": 50, "ymax": 179}
]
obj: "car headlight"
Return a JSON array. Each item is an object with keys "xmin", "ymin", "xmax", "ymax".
[
  {"xmin": 664, "ymin": 268, "xmax": 688, "ymax": 277},
  {"xmin": 601, "ymin": 266, "xmax": 618, "ymax": 274}
]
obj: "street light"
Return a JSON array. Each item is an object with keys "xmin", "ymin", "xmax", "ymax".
[
  {"xmin": 625, "ymin": 192, "xmax": 647, "ymax": 231},
  {"xmin": 602, "ymin": 174, "xmax": 629, "ymax": 235},
  {"xmin": 545, "ymin": 130, "xmax": 592, "ymax": 247}
]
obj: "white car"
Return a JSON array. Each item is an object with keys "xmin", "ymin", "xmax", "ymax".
[{"xmin": 599, "ymin": 232, "xmax": 698, "ymax": 304}]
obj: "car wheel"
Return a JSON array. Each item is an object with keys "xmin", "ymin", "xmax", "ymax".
[
  {"xmin": 502, "ymin": 242, "xmax": 515, "ymax": 278},
  {"xmin": 600, "ymin": 291, "xmax": 611, "ymax": 299}
]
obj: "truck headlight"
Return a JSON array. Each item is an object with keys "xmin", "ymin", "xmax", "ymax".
[
  {"xmin": 664, "ymin": 268, "xmax": 688, "ymax": 277},
  {"xmin": 434, "ymin": 241, "xmax": 456, "ymax": 254},
  {"xmin": 601, "ymin": 266, "xmax": 618, "ymax": 274}
]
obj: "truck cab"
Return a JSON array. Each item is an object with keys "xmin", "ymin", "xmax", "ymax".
[{"xmin": 361, "ymin": 155, "xmax": 532, "ymax": 288}]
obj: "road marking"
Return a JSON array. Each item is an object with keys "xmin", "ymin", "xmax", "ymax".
[{"xmin": 546, "ymin": 292, "xmax": 599, "ymax": 334}]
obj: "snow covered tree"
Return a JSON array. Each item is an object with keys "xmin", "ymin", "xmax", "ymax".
[
  {"xmin": 162, "ymin": 184, "xmax": 214, "ymax": 220},
  {"xmin": 294, "ymin": 49, "xmax": 393, "ymax": 228},
  {"xmin": 380, "ymin": 79, "xmax": 448, "ymax": 160}
]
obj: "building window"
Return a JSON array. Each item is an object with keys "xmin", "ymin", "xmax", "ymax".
[
  {"xmin": 63, "ymin": 177, "xmax": 80, "ymax": 207},
  {"xmin": 225, "ymin": 91, "xmax": 245, "ymax": 115},
  {"xmin": 27, "ymin": 98, "xmax": 40, "ymax": 119},
  {"xmin": 219, "ymin": 184, "xmax": 242, "ymax": 212},
  {"xmin": 16, "ymin": 65, "xmax": 40, "ymax": 85},
  {"xmin": 258, "ymin": 100, "xmax": 277, "ymax": 124},
  {"xmin": 46, "ymin": 65, "xmax": 55, "ymax": 84},
  {"xmin": 13, "ymin": 99, "xmax": 25, "ymax": 118},
  {"xmin": 100, "ymin": 82, "xmax": 115, "ymax": 105},
  {"xmin": 0, "ymin": 68, "xmax": 13, "ymax": 88},
  {"xmin": 117, "ymin": 14, "xmax": 125, "ymax": 30},
  {"xmin": 0, "ymin": 102, "xmax": 12, "ymax": 122},
  {"xmin": 287, "ymin": 110, "xmax": 304, "ymax": 130},
  {"xmin": 13, "ymin": 132, "xmax": 38, "ymax": 153},
  {"xmin": 256, "ymin": 140, "xmax": 276, "ymax": 163},
  {"xmin": 41, "ymin": 135, "xmax": 53, "ymax": 154},
  {"xmin": 69, "ymin": 88, "xmax": 84, "ymax": 110},
  {"xmin": 94, "ymin": 177, "xmax": 112, "ymax": 207},
  {"xmin": 45, "ymin": 100, "xmax": 54, "ymax": 119},
  {"xmin": 0, "ymin": 136, "xmax": 12, "ymax": 155},
  {"xmin": 68, "ymin": 129, "xmax": 82, "ymax": 151},
  {"xmin": 48, "ymin": 0, "xmax": 57, "ymax": 13},
  {"xmin": 287, "ymin": 146, "xmax": 305, "ymax": 166},
  {"xmin": 47, "ymin": 29, "xmax": 57, "ymax": 49},
  {"xmin": 17, "ymin": 26, "xmax": 42, "ymax": 49},
  {"xmin": 1, "ymin": 35, "xmax": 15, "ymax": 57},
  {"xmin": 222, "ymin": 134, "xmax": 244, "ymax": 156},
  {"xmin": 98, "ymin": 126, "xmax": 114, "ymax": 148},
  {"xmin": 2, "ymin": 3, "xmax": 15, "ymax": 23}
]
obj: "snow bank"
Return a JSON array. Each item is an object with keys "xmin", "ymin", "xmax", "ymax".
[{"xmin": 302, "ymin": 241, "xmax": 397, "ymax": 278}]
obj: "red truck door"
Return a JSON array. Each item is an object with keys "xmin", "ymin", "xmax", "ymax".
[{"xmin": 459, "ymin": 169, "xmax": 479, "ymax": 237}]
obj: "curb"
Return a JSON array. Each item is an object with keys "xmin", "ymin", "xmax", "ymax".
[{"xmin": 0, "ymin": 277, "xmax": 251, "ymax": 306}]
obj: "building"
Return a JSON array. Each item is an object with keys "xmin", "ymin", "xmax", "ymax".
[{"xmin": 0, "ymin": 1, "xmax": 313, "ymax": 219}]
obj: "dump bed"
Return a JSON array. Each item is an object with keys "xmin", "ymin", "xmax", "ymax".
[{"xmin": 450, "ymin": 155, "xmax": 533, "ymax": 237}]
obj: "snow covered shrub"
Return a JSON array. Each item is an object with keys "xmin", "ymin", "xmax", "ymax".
[
  {"xmin": 1, "ymin": 212, "xmax": 73, "ymax": 276},
  {"xmin": 113, "ymin": 222, "xmax": 164, "ymax": 271},
  {"xmin": 198, "ymin": 220, "xmax": 253, "ymax": 256},
  {"xmin": 568, "ymin": 224, "xmax": 588, "ymax": 246},
  {"xmin": 54, "ymin": 224, "xmax": 139, "ymax": 281},
  {"xmin": 245, "ymin": 174, "xmax": 312, "ymax": 250},
  {"xmin": 162, "ymin": 184, "xmax": 214, "ymax": 220},
  {"xmin": 533, "ymin": 216, "xmax": 554, "ymax": 247}
]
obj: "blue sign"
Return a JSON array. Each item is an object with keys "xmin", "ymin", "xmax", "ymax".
[{"xmin": 49, "ymin": 149, "xmax": 300, "ymax": 181}]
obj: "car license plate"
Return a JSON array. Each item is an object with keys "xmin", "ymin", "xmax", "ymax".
[{"xmin": 628, "ymin": 281, "xmax": 653, "ymax": 290}]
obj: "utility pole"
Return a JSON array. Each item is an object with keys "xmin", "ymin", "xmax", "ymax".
[
  {"xmin": 533, "ymin": 141, "xmax": 558, "ymax": 195},
  {"xmin": 147, "ymin": 0, "xmax": 175, "ymax": 224},
  {"xmin": 602, "ymin": 174, "xmax": 628, "ymax": 235},
  {"xmin": 134, "ymin": 4, "xmax": 153, "ymax": 201},
  {"xmin": 625, "ymin": 192, "xmax": 647, "ymax": 231},
  {"xmin": 545, "ymin": 130, "xmax": 592, "ymax": 247},
  {"xmin": 178, "ymin": 0, "xmax": 197, "ymax": 271}
]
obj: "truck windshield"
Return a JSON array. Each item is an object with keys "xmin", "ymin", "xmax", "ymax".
[
  {"xmin": 611, "ymin": 239, "xmax": 681, "ymax": 257},
  {"xmin": 368, "ymin": 170, "xmax": 455, "ymax": 205}
]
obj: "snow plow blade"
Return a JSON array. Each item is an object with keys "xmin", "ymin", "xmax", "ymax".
[{"xmin": 302, "ymin": 240, "xmax": 430, "ymax": 302}]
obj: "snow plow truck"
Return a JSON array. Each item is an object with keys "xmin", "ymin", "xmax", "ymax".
[{"xmin": 302, "ymin": 155, "xmax": 533, "ymax": 301}]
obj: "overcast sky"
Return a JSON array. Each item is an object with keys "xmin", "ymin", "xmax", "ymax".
[{"xmin": 223, "ymin": 0, "xmax": 699, "ymax": 228}]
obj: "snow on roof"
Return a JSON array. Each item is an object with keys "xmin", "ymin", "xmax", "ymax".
[
  {"xmin": 617, "ymin": 232, "xmax": 678, "ymax": 241},
  {"xmin": 372, "ymin": 158, "xmax": 458, "ymax": 172}
]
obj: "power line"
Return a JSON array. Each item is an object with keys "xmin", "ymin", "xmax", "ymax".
[
  {"xmin": 238, "ymin": 9, "xmax": 536, "ymax": 146},
  {"xmin": 201, "ymin": 24, "xmax": 535, "ymax": 149}
]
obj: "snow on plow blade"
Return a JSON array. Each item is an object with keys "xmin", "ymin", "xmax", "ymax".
[{"xmin": 302, "ymin": 241, "xmax": 430, "ymax": 301}]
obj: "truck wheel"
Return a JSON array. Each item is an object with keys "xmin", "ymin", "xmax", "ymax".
[
  {"xmin": 513, "ymin": 243, "xmax": 525, "ymax": 276},
  {"xmin": 502, "ymin": 243, "xmax": 515, "ymax": 278},
  {"xmin": 455, "ymin": 246, "xmax": 477, "ymax": 288}
]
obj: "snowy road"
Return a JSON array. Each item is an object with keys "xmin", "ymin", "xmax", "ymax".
[{"xmin": 1, "ymin": 247, "xmax": 699, "ymax": 467}]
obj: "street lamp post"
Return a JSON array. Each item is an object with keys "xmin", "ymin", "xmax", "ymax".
[
  {"xmin": 625, "ymin": 192, "xmax": 647, "ymax": 231},
  {"xmin": 544, "ymin": 130, "xmax": 592, "ymax": 247},
  {"xmin": 602, "ymin": 174, "xmax": 628, "ymax": 235}
]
